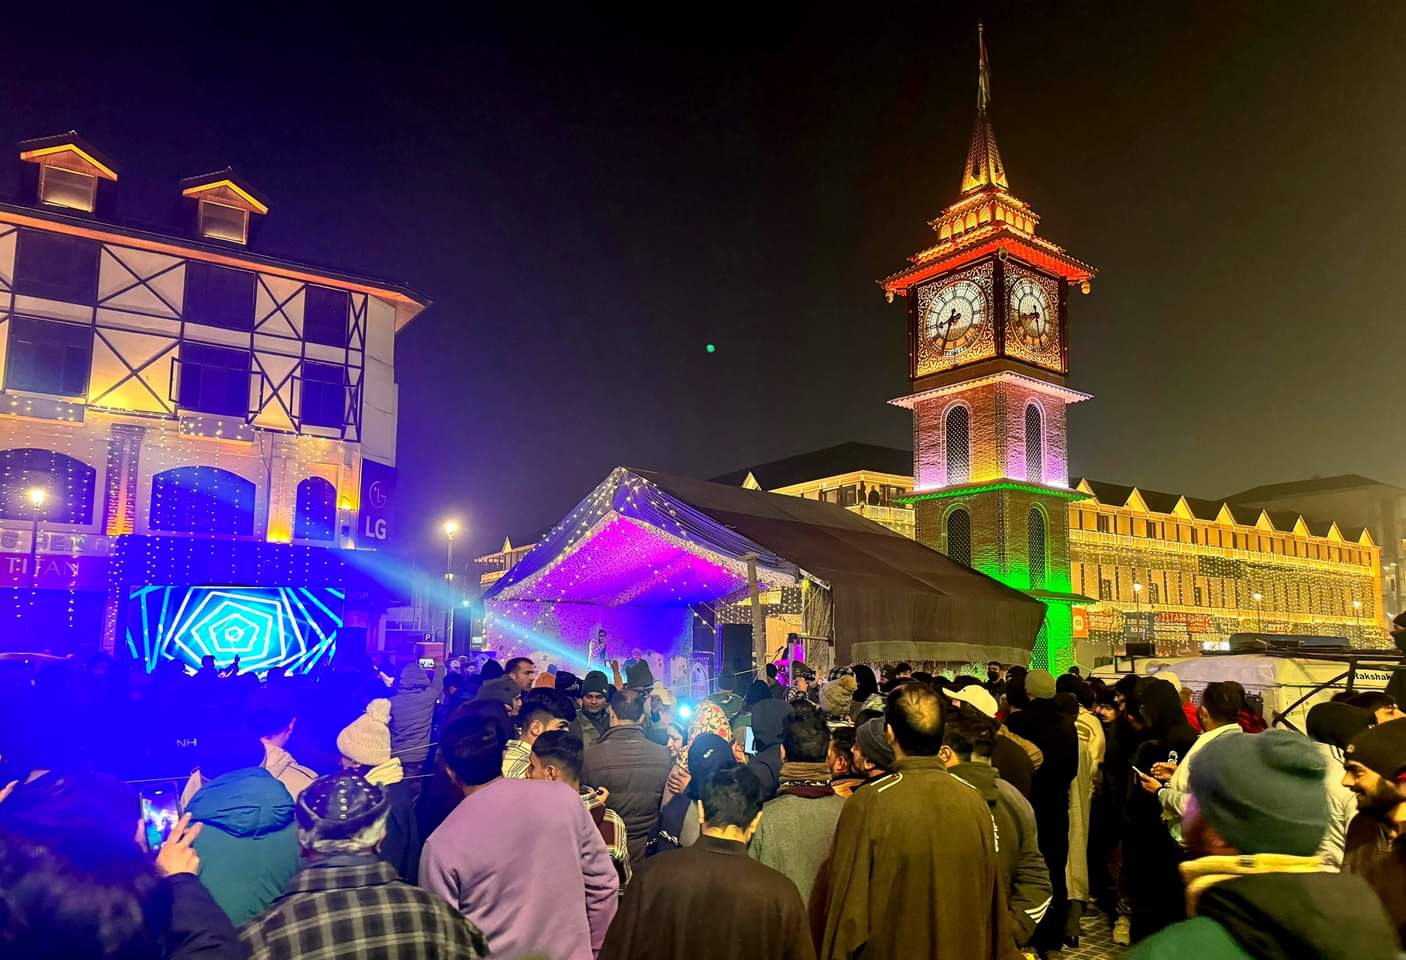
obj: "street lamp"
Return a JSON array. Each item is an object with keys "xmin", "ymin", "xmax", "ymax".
[
  {"xmin": 443, "ymin": 520, "xmax": 460, "ymax": 652},
  {"xmin": 25, "ymin": 487, "xmax": 47, "ymax": 593},
  {"xmin": 1252, "ymin": 591, "xmax": 1264, "ymax": 634}
]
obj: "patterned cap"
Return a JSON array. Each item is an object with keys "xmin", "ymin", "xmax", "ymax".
[{"xmin": 295, "ymin": 773, "xmax": 388, "ymax": 839}]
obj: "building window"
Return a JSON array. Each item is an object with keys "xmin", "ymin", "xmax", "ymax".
[
  {"xmin": 5, "ymin": 315, "xmax": 91, "ymax": 397},
  {"xmin": 1148, "ymin": 582, "xmax": 1160, "ymax": 604},
  {"xmin": 1096, "ymin": 513, "xmax": 1111, "ymax": 534},
  {"xmin": 1024, "ymin": 404, "xmax": 1043, "ymax": 483},
  {"xmin": 177, "ymin": 343, "xmax": 250, "ymax": 417},
  {"xmin": 300, "ymin": 362, "xmax": 346, "ymax": 428},
  {"xmin": 1099, "ymin": 578, "xmax": 1112, "ymax": 601},
  {"xmin": 38, "ymin": 166, "xmax": 97, "ymax": 212},
  {"xmin": 945, "ymin": 405, "xmax": 970, "ymax": 485},
  {"xmin": 946, "ymin": 507, "xmax": 972, "ymax": 568},
  {"xmin": 149, "ymin": 466, "xmax": 255, "ymax": 536},
  {"xmin": 303, "ymin": 286, "xmax": 349, "ymax": 347},
  {"xmin": 1027, "ymin": 506, "xmax": 1047, "ymax": 589},
  {"xmin": 13, "ymin": 229, "xmax": 99, "ymax": 303},
  {"xmin": 197, "ymin": 201, "xmax": 249, "ymax": 244},
  {"xmin": 294, "ymin": 477, "xmax": 337, "ymax": 540},
  {"xmin": 0, "ymin": 448, "xmax": 96, "ymax": 523},
  {"xmin": 1194, "ymin": 584, "xmax": 1204, "ymax": 607},
  {"xmin": 183, "ymin": 262, "xmax": 255, "ymax": 330}
]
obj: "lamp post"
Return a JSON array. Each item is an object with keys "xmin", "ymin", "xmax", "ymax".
[
  {"xmin": 1353, "ymin": 598, "xmax": 1363, "ymax": 643},
  {"xmin": 25, "ymin": 487, "xmax": 47, "ymax": 592},
  {"xmin": 1252, "ymin": 591, "xmax": 1264, "ymax": 635},
  {"xmin": 443, "ymin": 520, "xmax": 459, "ymax": 652},
  {"xmin": 1132, "ymin": 581, "xmax": 1144, "ymax": 653}
]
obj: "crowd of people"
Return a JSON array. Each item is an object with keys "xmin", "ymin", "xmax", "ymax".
[{"xmin": 2, "ymin": 645, "xmax": 1406, "ymax": 959}]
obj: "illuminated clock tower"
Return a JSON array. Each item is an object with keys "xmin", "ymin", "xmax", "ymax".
[{"xmin": 884, "ymin": 26, "xmax": 1095, "ymax": 671}]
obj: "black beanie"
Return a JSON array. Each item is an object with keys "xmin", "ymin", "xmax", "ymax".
[
  {"xmin": 582, "ymin": 671, "xmax": 611, "ymax": 697},
  {"xmin": 1346, "ymin": 717, "xmax": 1406, "ymax": 781},
  {"xmin": 1306, "ymin": 701, "xmax": 1372, "ymax": 750}
]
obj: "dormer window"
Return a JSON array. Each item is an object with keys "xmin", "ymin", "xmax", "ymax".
[
  {"xmin": 38, "ymin": 165, "xmax": 97, "ymax": 212},
  {"xmin": 197, "ymin": 200, "xmax": 249, "ymax": 244},
  {"xmin": 18, "ymin": 132, "xmax": 118, "ymax": 215},
  {"xmin": 180, "ymin": 169, "xmax": 268, "ymax": 246}
]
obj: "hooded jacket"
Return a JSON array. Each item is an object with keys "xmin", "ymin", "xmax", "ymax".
[
  {"xmin": 390, "ymin": 662, "xmax": 444, "ymax": 765},
  {"xmin": 187, "ymin": 767, "xmax": 301, "ymax": 925},
  {"xmin": 1126, "ymin": 859, "xmax": 1400, "ymax": 960},
  {"xmin": 178, "ymin": 742, "xmax": 316, "ymax": 812},
  {"xmin": 745, "ymin": 699, "xmax": 790, "ymax": 801}
]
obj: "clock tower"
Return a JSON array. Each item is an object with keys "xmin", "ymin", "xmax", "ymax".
[{"xmin": 884, "ymin": 26, "xmax": 1095, "ymax": 672}]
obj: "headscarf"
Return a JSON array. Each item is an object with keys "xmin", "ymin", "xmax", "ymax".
[{"xmin": 689, "ymin": 699, "xmax": 732, "ymax": 743}]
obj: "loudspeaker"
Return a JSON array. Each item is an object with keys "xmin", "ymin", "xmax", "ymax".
[{"xmin": 719, "ymin": 624, "xmax": 753, "ymax": 684}]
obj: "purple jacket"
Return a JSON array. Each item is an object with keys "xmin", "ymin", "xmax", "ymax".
[{"xmin": 420, "ymin": 777, "xmax": 618, "ymax": 959}]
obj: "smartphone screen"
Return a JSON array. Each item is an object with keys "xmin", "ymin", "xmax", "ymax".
[
  {"xmin": 418, "ymin": 657, "xmax": 435, "ymax": 669},
  {"xmin": 140, "ymin": 786, "xmax": 180, "ymax": 853},
  {"xmin": 744, "ymin": 727, "xmax": 755, "ymax": 754}
]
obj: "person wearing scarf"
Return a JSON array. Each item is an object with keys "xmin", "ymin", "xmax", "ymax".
[
  {"xmin": 335, "ymin": 699, "xmax": 421, "ymax": 882},
  {"xmin": 748, "ymin": 704, "xmax": 844, "ymax": 906}
]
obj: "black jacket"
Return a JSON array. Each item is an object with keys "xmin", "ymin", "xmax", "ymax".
[
  {"xmin": 581, "ymin": 724, "xmax": 673, "ymax": 867},
  {"xmin": 1198, "ymin": 871, "xmax": 1397, "ymax": 960},
  {"xmin": 165, "ymin": 874, "xmax": 241, "ymax": 960}
]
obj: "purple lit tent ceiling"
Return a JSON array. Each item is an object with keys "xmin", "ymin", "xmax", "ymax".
[{"xmin": 484, "ymin": 467, "xmax": 1044, "ymax": 665}]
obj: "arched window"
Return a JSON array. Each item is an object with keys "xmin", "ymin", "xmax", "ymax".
[
  {"xmin": 1025, "ymin": 403, "xmax": 1044, "ymax": 484},
  {"xmin": 150, "ymin": 466, "xmax": 255, "ymax": 536},
  {"xmin": 0, "ymin": 448, "xmax": 96, "ymax": 523},
  {"xmin": 294, "ymin": 477, "xmax": 337, "ymax": 541},
  {"xmin": 946, "ymin": 507, "xmax": 972, "ymax": 568},
  {"xmin": 945, "ymin": 405, "xmax": 970, "ymax": 485},
  {"xmin": 1027, "ymin": 505, "xmax": 1047, "ymax": 590}
]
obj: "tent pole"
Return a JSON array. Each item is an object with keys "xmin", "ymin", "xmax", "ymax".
[{"xmin": 745, "ymin": 554, "xmax": 765, "ymax": 679}]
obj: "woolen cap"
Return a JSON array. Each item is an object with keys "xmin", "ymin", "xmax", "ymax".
[
  {"xmin": 1024, "ymin": 668, "xmax": 1057, "ymax": 701},
  {"xmin": 1306, "ymin": 701, "xmax": 1373, "ymax": 751},
  {"xmin": 336, "ymin": 699, "xmax": 392, "ymax": 766},
  {"xmin": 475, "ymin": 675, "xmax": 522, "ymax": 706},
  {"xmin": 856, "ymin": 716, "xmax": 896, "ymax": 771},
  {"xmin": 1346, "ymin": 717, "xmax": 1406, "ymax": 781},
  {"xmin": 625, "ymin": 659, "xmax": 654, "ymax": 689},
  {"xmin": 582, "ymin": 670, "xmax": 611, "ymax": 697},
  {"xmin": 1189, "ymin": 729, "xmax": 1328, "ymax": 857},
  {"xmin": 295, "ymin": 773, "xmax": 387, "ymax": 838}
]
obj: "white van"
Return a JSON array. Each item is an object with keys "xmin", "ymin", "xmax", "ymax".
[{"xmin": 1092, "ymin": 650, "xmax": 1398, "ymax": 732}]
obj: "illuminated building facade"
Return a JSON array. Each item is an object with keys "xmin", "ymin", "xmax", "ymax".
[
  {"xmin": 0, "ymin": 132, "xmax": 427, "ymax": 666},
  {"xmin": 1225, "ymin": 475, "xmax": 1404, "ymax": 620},
  {"xmin": 1069, "ymin": 480, "xmax": 1383, "ymax": 663},
  {"xmin": 880, "ymin": 28, "xmax": 1095, "ymax": 672}
]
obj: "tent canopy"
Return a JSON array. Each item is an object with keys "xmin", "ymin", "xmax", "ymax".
[{"xmin": 484, "ymin": 467, "xmax": 1044, "ymax": 665}]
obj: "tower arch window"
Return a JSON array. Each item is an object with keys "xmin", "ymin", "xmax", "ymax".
[
  {"xmin": 945, "ymin": 404, "xmax": 971, "ymax": 485},
  {"xmin": 946, "ymin": 507, "xmax": 972, "ymax": 568},
  {"xmin": 294, "ymin": 477, "xmax": 337, "ymax": 541},
  {"xmin": 149, "ymin": 466, "xmax": 255, "ymax": 536},
  {"xmin": 1025, "ymin": 402, "xmax": 1044, "ymax": 484},
  {"xmin": 1027, "ymin": 505, "xmax": 1048, "ymax": 590}
]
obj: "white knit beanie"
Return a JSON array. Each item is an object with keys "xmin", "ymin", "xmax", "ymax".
[{"xmin": 337, "ymin": 699, "xmax": 392, "ymax": 766}]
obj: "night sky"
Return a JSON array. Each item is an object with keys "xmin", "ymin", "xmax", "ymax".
[{"xmin": 5, "ymin": 6, "xmax": 1404, "ymax": 569}]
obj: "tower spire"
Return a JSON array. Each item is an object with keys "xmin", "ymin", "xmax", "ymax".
[{"xmin": 960, "ymin": 22, "xmax": 1008, "ymax": 195}]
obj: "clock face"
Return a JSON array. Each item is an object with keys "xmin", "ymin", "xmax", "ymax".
[
  {"xmin": 1009, "ymin": 278, "xmax": 1055, "ymax": 351},
  {"xmin": 924, "ymin": 280, "xmax": 986, "ymax": 355}
]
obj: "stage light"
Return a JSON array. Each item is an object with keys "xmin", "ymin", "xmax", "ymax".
[
  {"xmin": 26, "ymin": 486, "xmax": 47, "ymax": 508},
  {"xmin": 677, "ymin": 703, "xmax": 692, "ymax": 719}
]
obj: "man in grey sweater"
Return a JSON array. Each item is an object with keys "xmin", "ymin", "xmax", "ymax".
[{"xmin": 748, "ymin": 703, "xmax": 845, "ymax": 905}]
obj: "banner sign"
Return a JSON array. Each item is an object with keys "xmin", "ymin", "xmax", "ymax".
[{"xmin": 359, "ymin": 459, "xmax": 396, "ymax": 546}]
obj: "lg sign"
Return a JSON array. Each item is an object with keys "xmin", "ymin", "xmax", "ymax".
[{"xmin": 359, "ymin": 462, "xmax": 396, "ymax": 544}]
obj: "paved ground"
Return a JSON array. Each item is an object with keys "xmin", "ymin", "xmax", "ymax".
[{"xmin": 1049, "ymin": 908, "xmax": 1125, "ymax": 960}]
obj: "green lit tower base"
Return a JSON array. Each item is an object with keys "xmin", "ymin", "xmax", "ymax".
[{"xmin": 881, "ymin": 27, "xmax": 1096, "ymax": 671}]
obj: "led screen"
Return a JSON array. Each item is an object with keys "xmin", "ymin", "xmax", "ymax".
[{"xmin": 126, "ymin": 585, "xmax": 342, "ymax": 675}]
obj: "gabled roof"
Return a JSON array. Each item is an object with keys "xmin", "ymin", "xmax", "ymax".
[
  {"xmin": 711, "ymin": 442, "xmax": 913, "ymax": 490},
  {"xmin": 1227, "ymin": 474, "xmax": 1404, "ymax": 502},
  {"xmin": 19, "ymin": 131, "xmax": 118, "ymax": 180},
  {"xmin": 180, "ymin": 167, "xmax": 270, "ymax": 215}
]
